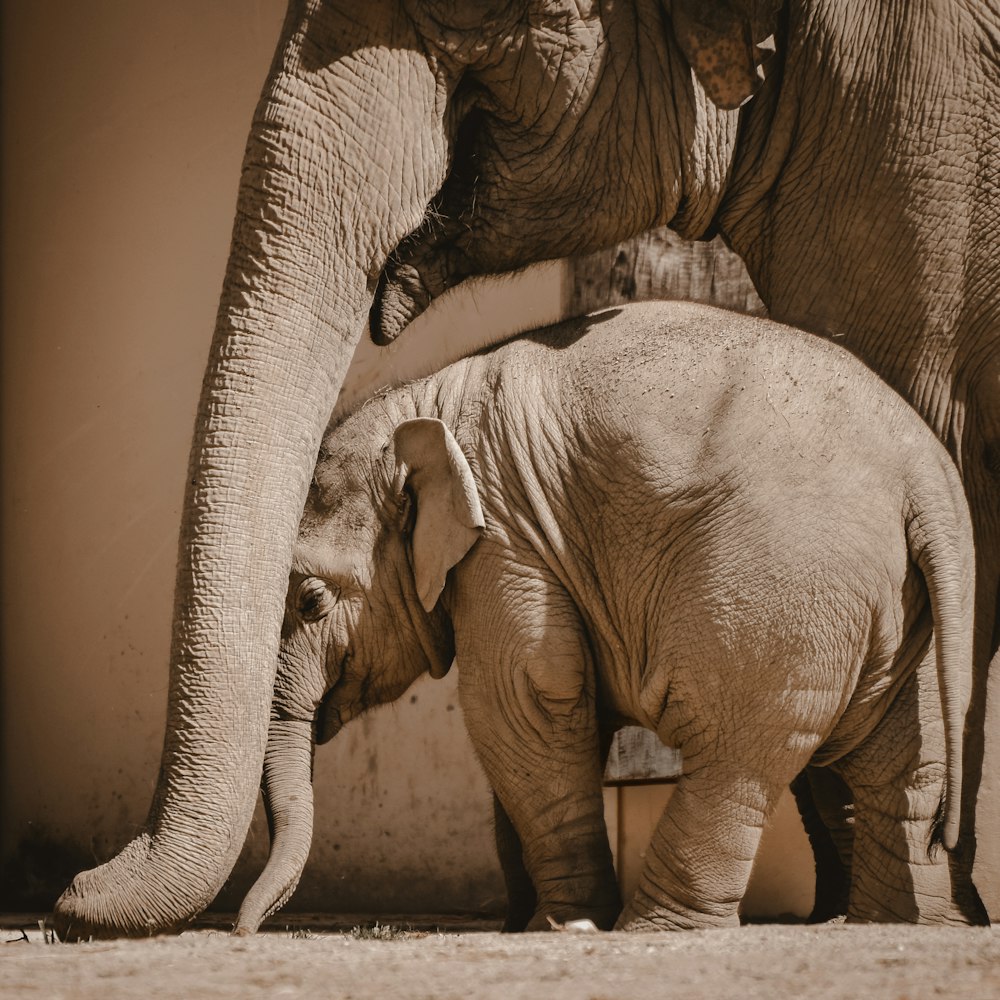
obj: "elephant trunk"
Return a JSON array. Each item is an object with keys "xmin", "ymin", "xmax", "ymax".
[
  {"xmin": 53, "ymin": 9, "xmax": 453, "ymax": 940},
  {"xmin": 234, "ymin": 717, "xmax": 315, "ymax": 935}
]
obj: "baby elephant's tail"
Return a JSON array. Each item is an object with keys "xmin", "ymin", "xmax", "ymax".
[{"xmin": 904, "ymin": 453, "xmax": 975, "ymax": 851}]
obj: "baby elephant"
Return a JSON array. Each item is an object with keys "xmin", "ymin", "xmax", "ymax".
[{"xmin": 235, "ymin": 300, "xmax": 975, "ymax": 934}]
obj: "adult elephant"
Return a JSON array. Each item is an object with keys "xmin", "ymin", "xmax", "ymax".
[{"xmin": 54, "ymin": 0, "xmax": 999, "ymax": 939}]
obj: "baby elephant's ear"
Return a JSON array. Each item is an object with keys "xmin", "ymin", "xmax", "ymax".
[{"xmin": 393, "ymin": 418, "xmax": 485, "ymax": 613}]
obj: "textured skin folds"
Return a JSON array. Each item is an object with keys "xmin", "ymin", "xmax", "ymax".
[
  {"xmin": 56, "ymin": 0, "xmax": 999, "ymax": 935},
  {"xmin": 251, "ymin": 303, "xmax": 978, "ymax": 931},
  {"xmin": 375, "ymin": 0, "xmax": 999, "ymax": 912},
  {"xmin": 233, "ymin": 717, "xmax": 315, "ymax": 935}
]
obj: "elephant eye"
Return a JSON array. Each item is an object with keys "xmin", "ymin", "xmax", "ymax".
[{"xmin": 295, "ymin": 577, "xmax": 338, "ymax": 623}]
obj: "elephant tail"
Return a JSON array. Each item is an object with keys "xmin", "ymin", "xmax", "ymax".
[
  {"xmin": 234, "ymin": 716, "xmax": 315, "ymax": 935},
  {"xmin": 903, "ymin": 452, "xmax": 975, "ymax": 852}
]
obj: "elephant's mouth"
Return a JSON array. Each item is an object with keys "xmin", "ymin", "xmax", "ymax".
[
  {"xmin": 315, "ymin": 649, "xmax": 351, "ymax": 744},
  {"xmin": 316, "ymin": 698, "xmax": 343, "ymax": 744},
  {"xmin": 367, "ymin": 109, "xmax": 487, "ymax": 345}
]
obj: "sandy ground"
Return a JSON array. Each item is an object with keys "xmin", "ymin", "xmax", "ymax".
[{"xmin": 2, "ymin": 915, "xmax": 999, "ymax": 1000}]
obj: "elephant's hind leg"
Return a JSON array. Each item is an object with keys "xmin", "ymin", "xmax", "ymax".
[
  {"xmin": 835, "ymin": 660, "xmax": 982, "ymax": 925},
  {"xmin": 791, "ymin": 765, "xmax": 854, "ymax": 922},
  {"xmin": 616, "ymin": 765, "xmax": 788, "ymax": 931}
]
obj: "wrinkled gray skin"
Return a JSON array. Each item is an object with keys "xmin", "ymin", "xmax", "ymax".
[
  {"xmin": 235, "ymin": 302, "xmax": 977, "ymax": 934},
  {"xmin": 55, "ymin": 0, "xmax": 999, "ymax": 938}
]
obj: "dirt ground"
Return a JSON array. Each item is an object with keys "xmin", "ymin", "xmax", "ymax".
[{"xmin": 2, "ymin": 915, "xmax": 999, "ymax": 1000}]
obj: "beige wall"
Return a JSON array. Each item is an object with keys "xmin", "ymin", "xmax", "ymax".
[
  {"xmin": 1, "ymin": 1, "xmax": 811, "ymax": 919},
  {"xmin": 1, "ymin": 0, "xmax": 279, "ymax": 898}
]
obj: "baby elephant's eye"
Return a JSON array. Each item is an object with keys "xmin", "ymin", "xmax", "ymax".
[{"xmin": 295, "ymin": 577, "xmax": 338, "ymax": 623}]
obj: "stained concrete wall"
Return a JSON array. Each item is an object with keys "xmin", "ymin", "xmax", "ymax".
[
  {"xmin": 1, "ymin": 1, "xmax": 811, "ymax": 920},
  {"xmin": 1, "ymin": 0, "xmax": 283, "ymax": 901}
]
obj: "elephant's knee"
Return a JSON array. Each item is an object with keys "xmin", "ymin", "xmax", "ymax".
[{"xmin": 521, "ymin": 651, "xmax": 591, "ymax": 724}]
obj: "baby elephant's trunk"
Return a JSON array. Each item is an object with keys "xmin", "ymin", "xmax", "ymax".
[{"xmin": 234, "ymin": 717, "xmax": 315, "ymax": 934}]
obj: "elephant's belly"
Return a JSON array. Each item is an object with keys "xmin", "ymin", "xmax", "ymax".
[{"xmin": 594, "ymin": 660, "xmax": 655, "ymax": 734}]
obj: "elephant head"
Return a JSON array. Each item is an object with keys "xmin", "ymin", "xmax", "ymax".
[
  {"xmin": 234, "ymin": 410, "xmax": 485, "ymax": 932},
  {"xmin": 370, "ymin": 0, "xmax": 781, "ymax": 344},
  {"xmin": 53, "ymin": 0, "xmax": 779, "ymax": 938}
]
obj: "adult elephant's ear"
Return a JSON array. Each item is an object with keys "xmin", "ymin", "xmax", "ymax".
[
  {"xmin": 393, "ymin": 418, "xmax": 485, "ymax": 614},
  {"xmin": 671, "ymin": 0, "xmax": 779, "ymax": 110}
]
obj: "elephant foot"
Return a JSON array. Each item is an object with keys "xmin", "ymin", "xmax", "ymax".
[
  {"xmin": 847, "ymin": 879, "xmax": 986, "ymax": 926},
  {"xmin": 807, "ymin": 894, "xmax": 850, "ymax": 924},
  {"xmin": 845, "ymin": 836, "xmax": 987, "ymax": 926},
  {"xmin": 616, "ymin": 899, "xmax": 740, "ymax": 932}
]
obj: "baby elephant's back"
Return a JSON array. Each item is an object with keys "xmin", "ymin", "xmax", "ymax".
[
  {"xmin": 526, "ymin": 300, "xmax": 943, "ymax": 501},
  {"xmin": 511, "ymin": 301, "xmax": 959, "ymax": 601}
]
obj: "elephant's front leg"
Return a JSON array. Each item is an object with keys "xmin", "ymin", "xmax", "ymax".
[
  {"xmin": 492, "ymin": 726, "xmax": 618, "ymax": 931},
  {"xmin": 455, "ymin": 558, "xmax": 621, "ymax": 931},
  {"xmin": 492, "ymin": 792, "xmax": 537, "ymax": 932}
]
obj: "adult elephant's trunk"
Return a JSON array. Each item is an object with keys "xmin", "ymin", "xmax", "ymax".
[
  {"xmin": 53, "ymin": 6, "xmax": 453, "ymax": 939},
  {"xmin": 234, "ymin": 717, "xmax": 315, "ymax": 935}
]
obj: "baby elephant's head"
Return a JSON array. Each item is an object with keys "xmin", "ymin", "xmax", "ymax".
[
  {"xmin": 235, "ymin": 412, "xmax": 485, "ymax": 934},
  {"xmin": 277, "ymin": 413, "xmax": 486, "ymax": 741}
]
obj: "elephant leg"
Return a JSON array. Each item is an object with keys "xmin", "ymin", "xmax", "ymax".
[
  {"xmin": 834, "ymin": 656, "xmax": 984, "ymax": 925},
  {"xmin": 617, "ymin": 763, "xmax": 788, "ymax": 931},
  {"xmin": 456, "ymin": 562, "xmax": 621, "ymax": 930},
  {"xmin": 492, "ymin": 793, "xmax": 537, "ymax": 932},
  {"xmin": 966, "ymin": 430, "xmax": 1000, "ymax": 918},
  {"xmin": 790, "ymin": 766, "xmax": 854, "ymax": 922},
  {"xmin": 492, "ymin": 726, "xmax": 617, "ymax": 932}
]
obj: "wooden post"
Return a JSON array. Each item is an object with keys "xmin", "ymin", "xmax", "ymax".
[{"xmin": 568, "ymin": 227, "xmax": 765, "ymax": 318}]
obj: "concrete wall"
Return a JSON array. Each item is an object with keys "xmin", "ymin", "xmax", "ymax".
[
  {"xmin": 1, "ymin": 1, "xmax": 811, "ymax": 920},
  {"xmin": 1, "ymin": 0, "xmax": 283, "ymax": 902}
]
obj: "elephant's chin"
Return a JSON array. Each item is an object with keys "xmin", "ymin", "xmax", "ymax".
[{"xmin": 53, "ymin": 834, "xmax": 189, "ymax": 940}]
